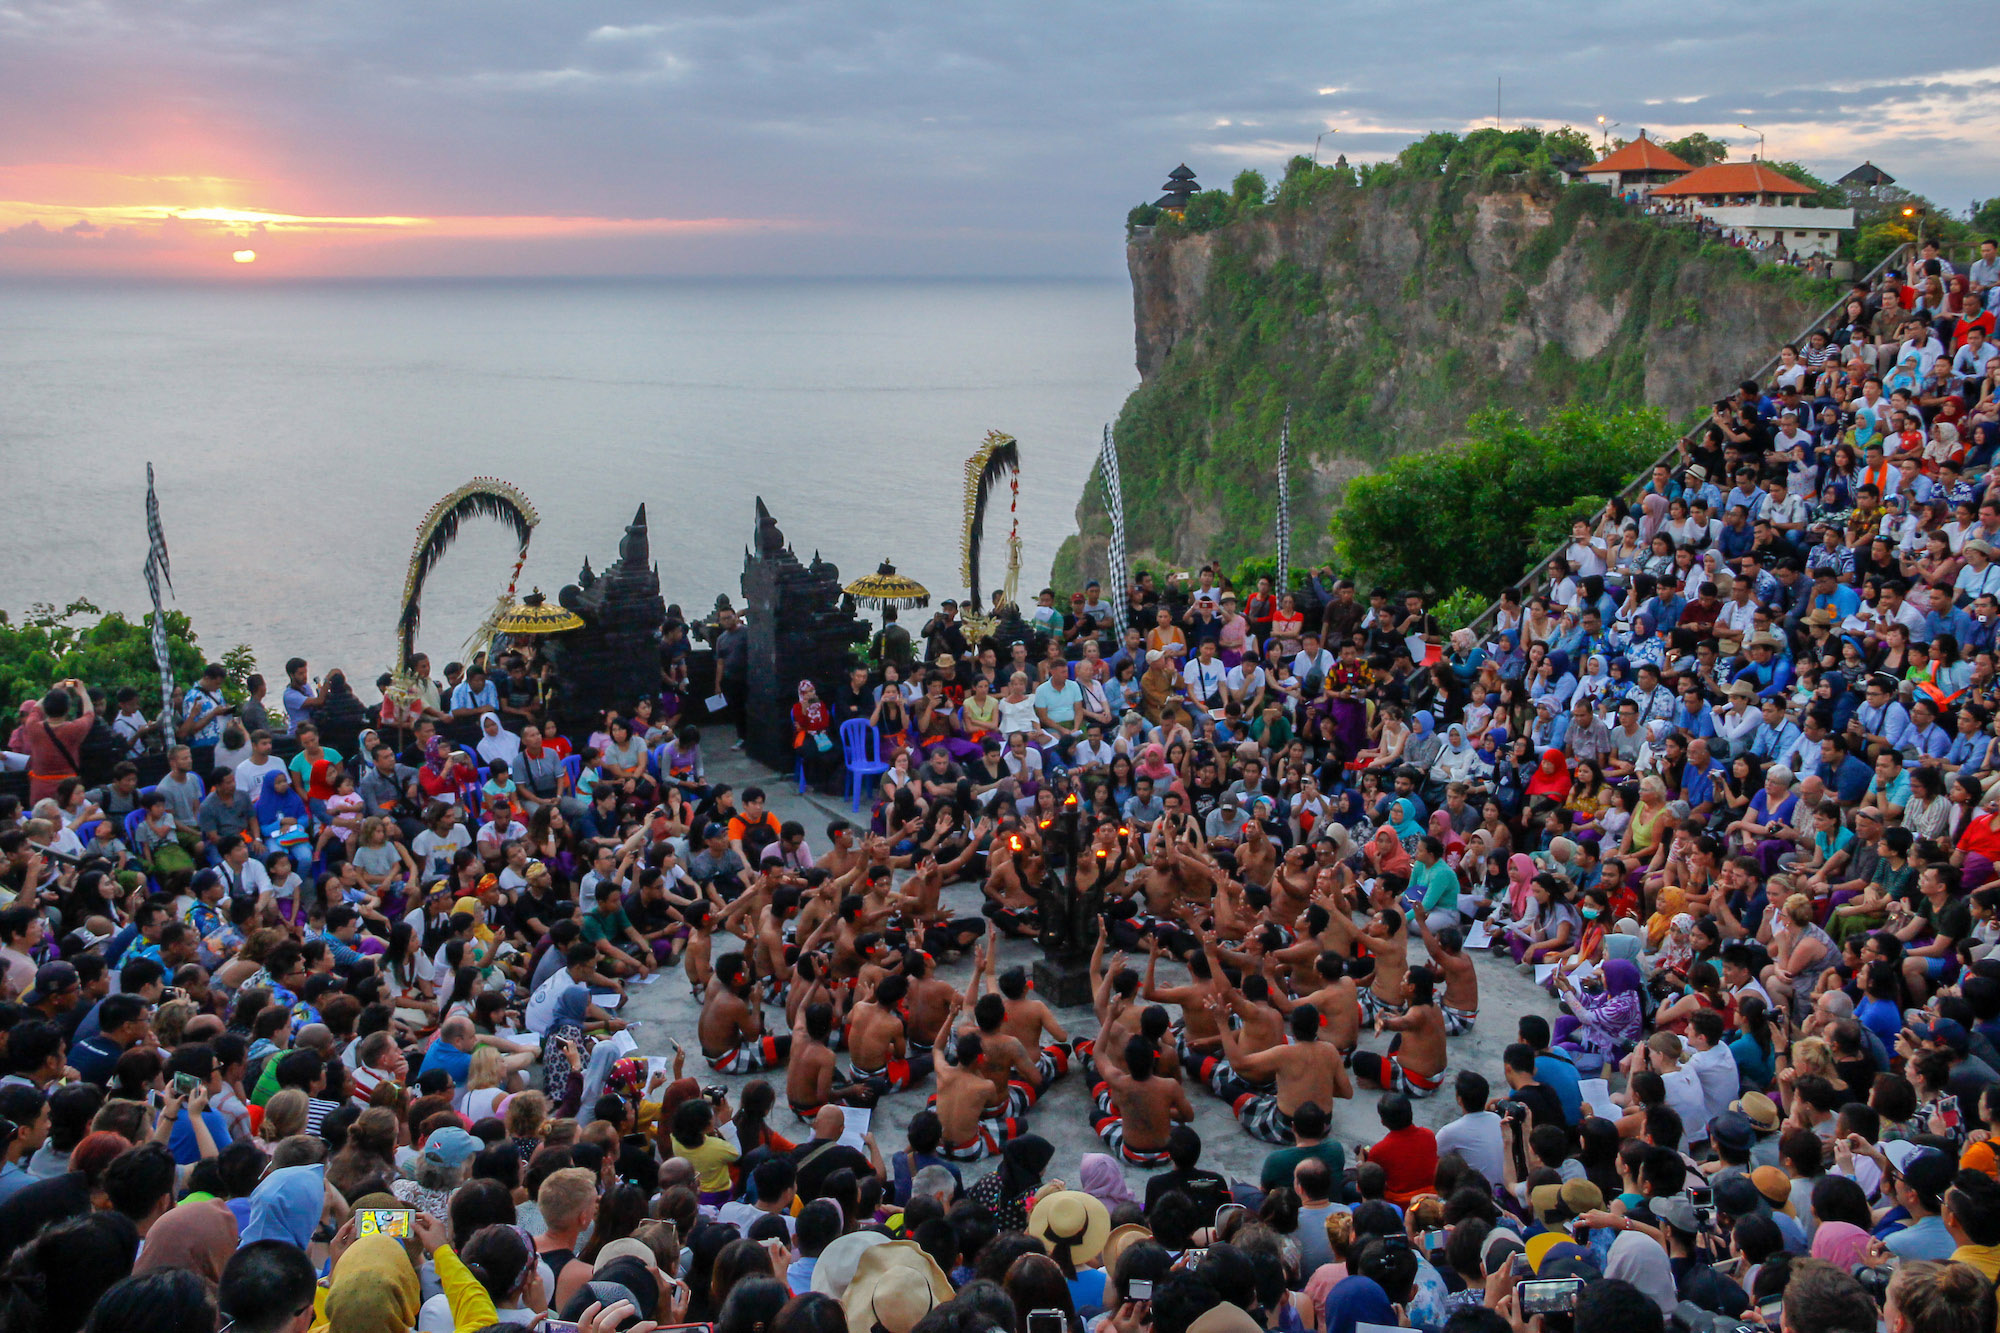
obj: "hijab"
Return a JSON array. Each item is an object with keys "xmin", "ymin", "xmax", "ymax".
[
  {"xmin": 424, "ymin": 736, "xmax": 454, "ymax": 776},
  {"xmin": 241, "ymin": 1164, "xmax": 326, "ymax": 1249},
  {"xmin": 254, "ymin": 768, "xmax": 310, "ymax": 829},
  {"xmin": 1526, "ymin": 749, "xmax": 1571, "ymax": 799},
  {"xmin": 1078, "ymin": 1154, "xmax": 1138, "ymax": 1210},
  {"xmin": 1585, "ymin": 959, "xmax": 1644, "ymax": 1043},
  {"xmin": 1332, "ymin": 791, "xmax": 1369, "ymax": 829},
  {"xmin": 1507, "ymin": 853, "xmax": 1537, "ymax": 918},
  {"xmin": 1324, "ymin": 1275, "xmax": 1394, "ymax": 1333},
  {"xmin": 1441, "ymin": 725, "xmax": 1472, "ymax": 755},
  {"xmin": 476, "ymin": 713, "xmax": 522, "ymax": 766},
  {"xmin": 1605, "ymin": 1231, "xmax": 1677, "ymax": 1313},
  {"xmin": 136, "ymin": 1198, "xmax": 237, "ymax": 1283},
  {"xmin": 1409, "ymin": 711, "xmax": 1436, "ymax": 740},
  {"xmin": 1371, "ymin": 826, "xmax": 1411, "ymax": 876},
  {"xmin": 1388, "ymin": 799, "xmax": 1424, "ymax": 841},
  {"xmin": 1810, "ymin": 1220, "xmax": 1873, "ymax": 1272},
  {"xmin": 1639, "ymin": 492, "xmax": 1670, "ymax": 544},
  {"xmin": 323, "ymin": 1234, "xmax": 422, "ymax": 1333},
  {"xmin": 998, "ymin": 1134, "xmax": 1054, "ymax": 1200}
]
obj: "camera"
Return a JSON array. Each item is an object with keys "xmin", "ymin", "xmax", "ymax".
[
  {"xmin": 703, "ymin": 1085, "xmax": 727, "ymax": 1105},
  {"xmin": 1500, "ymin": 1100, "xmax": 1529, "ymax": 1121}
]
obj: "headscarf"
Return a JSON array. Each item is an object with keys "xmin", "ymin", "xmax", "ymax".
[
  {"xmin": 1507, "ymin": 853, "xmax": 1537, "ymax": 919},
  {"xmin": 1324, "ymin": 1275, "xmax": 1395, "ymax": 1333},
  {"xmin": 136, "ymin": 1198, "xmax": 238, "ymax": 1282},
  {"xmin": 1409, "ymin": 711, "xmax": 1436, "ymax": 740},
  {"xmin": 424, "ymin": 736, "xmax": 454, "ymax": 776},
  {"xmin": 998, "ymin": 1135, "xmax": 1054, "ymax": 1201},
  {"xmin": 1370, "ymin": 827, "xmax": 1411, "ymax": 877},
  {"xmin": 1638, "ymin": 492, "xmax": 1670, "ymax": 544},
  {"xmin": 1581, "ymin": 959, "xmax": 1644, "ymax": 1047},
  {"xmin": 1135, "ymin": 743, "xmax": 1175, "ymax": 785},
  {"xmin": 254, "ymin": 767, "xmax": 310, "ymax": 830},
  {"xmin": 1605, "ymin": 1231, "xmax": 1677, "ymax": 1313},
  {"xmin": 476, "ymin": 713, "xmax": 522, "ymax": 766},
  {"xmin": 240, "ymin": 1164, "xmax": 325, "ymax": 1249},
  {"xmin": 1441, "ymin": 725, "xmax": 1471, "ymax": 755},
  {"xmin": 1526, "ymin": 749, "xmax": 1571, "ymax": 799},
  {"xmin": 1388, "ymin": 799, "xmax": 1423, "ymax": 842},
  {"xmin": 1332, "ymin": 791, "xmax": 1369, "ymax": 829},
  {"xmin": 323, "ymin": 1234, "xmax": 422, "ymax": 1333},
  {"xmin": 1078, "ymin": 1154, "xmax": 1138, "ymax": 1210},
  {"xmin": 1810, "ymin": 1220, "xmax": 1873, "ymax": 1272}
]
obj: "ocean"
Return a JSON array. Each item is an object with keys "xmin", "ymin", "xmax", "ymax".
[{"xmin": 0, "ymin": 276, "xmax": 1135, "ymax": 683}]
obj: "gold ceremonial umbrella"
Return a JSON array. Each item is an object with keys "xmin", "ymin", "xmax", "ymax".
[
  {"xmin": 493, "ymin": 588, "xmax": 585, "ymax": 634},
  {"xmin": 844, "ymin": 561, "xmax": 931, "ymax": 610}
]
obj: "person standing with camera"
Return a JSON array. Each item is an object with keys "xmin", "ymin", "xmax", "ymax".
[{"xmin": 18, "ymin": 679, "xmax": 95, "ymax": 805}]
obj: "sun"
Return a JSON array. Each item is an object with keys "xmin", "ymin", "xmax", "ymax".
[{"xmin": 232, "ymin": 249, "xmax": 256, "ymax": 263}]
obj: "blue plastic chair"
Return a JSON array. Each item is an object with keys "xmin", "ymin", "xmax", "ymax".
[
  {"xmin": 562, "ymin": 755, "xmax": 582, "ymax": 789},
  {"xmin": 122, "ymin": 807, "xmax": 147, "ymax": 843},
  {"xmin": 838, "ymin": 719, "xmax": 890, "ymax": 812},
  {"xmin": 649, "ymin": 742, "xmax": 671, "ymax": 779}
]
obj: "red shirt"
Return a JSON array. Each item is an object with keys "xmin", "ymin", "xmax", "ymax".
[
  {"xmin": 1366, "ymin": 1124, "xmax": 1439, "ymax": 1205},
  {"xmin": 1958, "ymin": 812, "xmax": 2000, "ymax": 864}
]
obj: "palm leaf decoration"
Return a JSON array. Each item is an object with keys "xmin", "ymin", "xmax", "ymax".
[
  {"xmin": 396, "ymin": 478, "xmax": 540, "ymax": 674},
  {"xmin": 960, "ymin": 430, "xmax": 1020, "ymax": 610}
]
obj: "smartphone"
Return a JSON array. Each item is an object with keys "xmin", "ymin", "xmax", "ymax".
[
  {"xmin": 1758, "ymin": 1296, "xmax": 1786, "ymax": 1322},
  {"xmin": 1420, "ymin": 1228, "xmax": 1446, "ymax": 1251},
  {"xmin": 355, "ymin": 1208, "xmax": 414, "ymax": 1240},
  {"xmin": 1941, "ymin": 1094, "xmax": 1962, "ymax": 1129},
  {"xmin": 1028, "ymin": 1312, "xmax": 1067, "ymax": 1333},
  {"xmin": 652, "ymin": 1325, "xmax": 714, "ymax": 1333},
  {"xmin": 1215, "ymin": 1203, "xmax": 1246, "ymax": 1232},
  {"xmin": 1128, "ymin": 1280, "xmax": 1155, "ymax": 1302},
  {"xmin": 544, "ymin": 1324, "xmax": 579, "ymax": 1333},
  {"xmin": 1518, "ymin": 1278, "xmax": 1583, "ymax": 1316},
  {"xmin": 1182, "ymin": 1247, "xmax": 1209, "ymax": 1267},
  {"xmin": 173, "ymin": 1072, "xmax": 200, "ymax": 1098},
  {"xmin": 1510, "ymin": 1254, "xmax": 1532, "ymax": 1279}
]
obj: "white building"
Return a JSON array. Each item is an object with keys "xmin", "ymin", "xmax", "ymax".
[{"xmin": 1646, "ymin": 161, "xmax": 1854, "ymax": 258}]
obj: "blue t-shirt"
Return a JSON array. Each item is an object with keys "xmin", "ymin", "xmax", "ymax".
[
  {"xmin": 1535, "ymin": 1052, "xmax": 1582, "ymax": 1124},
  {"xmin": 1728, "ymin": 1033, "xmax": 1777, "ymax": 1091},
  {"xmin": 168, "ymin": 1108, "xmax": 234, "ymax": 1165},
  {"xmin": 1857, "ymin": 996, "xmax": 1903, "ymax": 1050},
  {"xmin": 1068, "ymin": 1269, "xmax": 1108, "ymax": 1314},
  {"xmin": 418, "ymin": 1040, "xmax": 472, "ymax": 1085}
]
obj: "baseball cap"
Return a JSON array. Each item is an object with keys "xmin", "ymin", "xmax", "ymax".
[
  {"xmin": 1651, "ymin": 1195, "xmax": 1700, "ymax": 1234},
  {"xmin": 1920, "ymin": 1018, "xmax": 1971, "ymax": 1053},
  {"xmin": 1709, "ymin": 1111, "xmax": 1754, "ymax": 1153},
  {"xmin": 26, "ymin": 961, "xmax": 78, "ymax": 1003},
  {"xmin": 1714, "ymin": 1175, "xmax": 1763, "ymax": 1219},
  {"xmin": 423, "ymin": 1126, "xmax": 481, "ymax": 1169}
]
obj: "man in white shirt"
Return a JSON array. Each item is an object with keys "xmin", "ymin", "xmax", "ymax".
[
  {"xmin": 215, "ymin": 835, "xmax": 273, "ymax": 901},
  {"xmin": 1565, "ymin": 520, "xmax": 1608, "ymax": 578},
  {"xmin": 1683, "ymin": 1010, "xmax": 1741, "ymax": 1129},
  {"xmin": 1645, "ymin": 1032, "xmax": 1714, "ymax": 1151},
  {"xmin": 1181, "ymin": 641, "xmax": 1227, "ymax": 711},
  {"xmin": 1432, "ymin": 1069, "xmax": 1506, "ymax": 1183},
  {"xmin": 1955, "ymin": 328, "xmax": 1997, "ymax": 389},
  {"xmin": 1291, "ymin": 634, "xmax": 1335, "ymax": 685},
  {"xmin": 1226, "ymin": 655, "xmax": 1267, "ymax": 711},
  {"xmin": 233, "ymin": 730, "xmax": 286, "ymax": 804},
  {"xmin": 1071, "ymin": 724, "xmax": 1116, "ymax": 773}
]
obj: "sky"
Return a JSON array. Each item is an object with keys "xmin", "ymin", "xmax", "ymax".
[{"xmin": 2, "ymin": 1, "xmax": 1995, "ymax": 278}]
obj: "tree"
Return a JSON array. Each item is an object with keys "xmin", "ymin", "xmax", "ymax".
[
  {"xmin": 1765, "ymin": 161, "xmax": 1847, "ymax": 209},
  {"xmin": 1231, "ymin": 169, "xmax": 1269, "ymax": 208},
  {"xmin": 1544, "ymin": 126, "xmax": 1596, "ymax": 165},
  {"xmin": 1663, "ymin": 133, "xmax": 1729, "ymax": 167},
  {"xmin": 0, "ymin": 600, "xmax": 246, "ymax": 715},
  {"xmin": 1971, "ymin": 197, "xmax": 2000, "ymax": 240},
  {"xmin": 1856, "ymin": 221, "xmax": 1916, "ymax": 272},
  {"xmin": 1328, "ymin": 405, "xmax": 1674, "ymax": 595}
]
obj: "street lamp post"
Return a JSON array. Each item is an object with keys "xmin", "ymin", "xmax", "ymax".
[
  {"xmin": 1597, "ymin": 116, "xmax": 1620, "ymax": 150},
  {"xmin": 1739, "ymin": 123, "xmax": 1766, "ymax": 161},
  {"xmin": 1313, "ymin": 129, "xmax": 1337, "ymax": 165}
]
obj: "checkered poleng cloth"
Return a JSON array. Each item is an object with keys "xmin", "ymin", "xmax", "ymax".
[
  {"xmin": 1097, "ymin": 423, "xmax": 1129, "ymax": 637},
  {"xmin": 1276, "ymin": 406, "xmax": 1292, "ymax": 599},
  {"xmin": 143, "ymin": 463, "xmax": 175, "ymax": 717}
]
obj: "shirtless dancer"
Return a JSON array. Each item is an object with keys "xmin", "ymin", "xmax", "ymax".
[
  {"xmin": 1349, "ymin": 964, "xmax": 1448, "ymax": 1098},
  {"xmin": 787, "ymin": 1002, "xmax": 867, "ymax": 1120},
  {"xmin": 903, "ymin": 949, "xmax": 958, "ymax": 1069},
  {"xmin": 1272, "ymin": 952, "xmax": 1362, "ymax": 1054},
  {"xmin": 1090, "ymin": 1033, "xmax": 1195, "ymax": 1166},
  {"xmin": 699, "ymin": 951, "xmax": 793, "ymax": 1073},
  {"xmin": 930, "ymin": 996, "xmax": 1023, "ymax": 1162},
  {"xmin": 1141, "ymin": 939, "xmax": 1227, "ymax": 1077},
  {"xmin": 996, "ymin": 965, "xmax": 1073, "ymax": 1086},
  {"xmin": 1355, "ymin": 906, "xmax": 1410, "ymax": 1024},
  {"xmin": 1205, "ymin": 999, "xmax": 1351, "ymax": 1143},
  {"xmin": 843, "ymin": 973, "xmax": 932, "ymax": 1099},
  {"xmin": 981, "ymin": 830, "xmax": 1042, "ymax": 938},
  {"xmin": 1417, "ymin": 919, "xmax": 1479, "ymax": 1035}
]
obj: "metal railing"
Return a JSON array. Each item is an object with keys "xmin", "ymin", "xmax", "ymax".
[{"xmin": 1463, "ymin": 241, "xmax": 1912, "ymax": 637}]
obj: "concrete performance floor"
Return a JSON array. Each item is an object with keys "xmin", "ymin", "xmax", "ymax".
[{"xmin": 614, "ymin": 748, "xmax": 1562, "ymax": 1195}]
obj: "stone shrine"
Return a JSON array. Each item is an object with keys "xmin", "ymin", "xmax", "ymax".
[
  {"xmin": 739, "ymin": 498, "xmax": 869, "ymax": 771},
  {"xmin": 544, "ymin": 504, "xmax": 668, "ymax": 727}
]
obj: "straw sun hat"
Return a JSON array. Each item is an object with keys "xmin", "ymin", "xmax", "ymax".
[{"xmin": 839, "ymin": 1240, "xmax": 956, "ymax": 1333}]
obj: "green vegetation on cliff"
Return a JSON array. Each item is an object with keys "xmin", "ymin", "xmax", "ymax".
[
  {"xmin": 1060, "ymin": 128, "xmax": 1841, "ymax": 598},
  {"xmin": 0, "ymin": 600, "xmax": 253, "ymax": 714}
]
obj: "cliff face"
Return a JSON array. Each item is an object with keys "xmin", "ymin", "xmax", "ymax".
[{"xmin": 1059, "ymin": 174, "xmax": 1836, "ymax": 585}]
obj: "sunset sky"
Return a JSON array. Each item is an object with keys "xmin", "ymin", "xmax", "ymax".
[{"xmin": 3, "ymin": 1, "xmax": 1995, "ymax": 278}]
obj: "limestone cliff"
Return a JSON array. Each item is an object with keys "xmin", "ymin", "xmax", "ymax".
[{"xmin": 1057, "ymin": 151, "xmax": 1839, "ymax": 587}]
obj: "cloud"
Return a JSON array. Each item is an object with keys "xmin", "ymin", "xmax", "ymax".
[{"xmin": 0, "ymin": 2, "xmax": 1994, "ymax": 277}]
